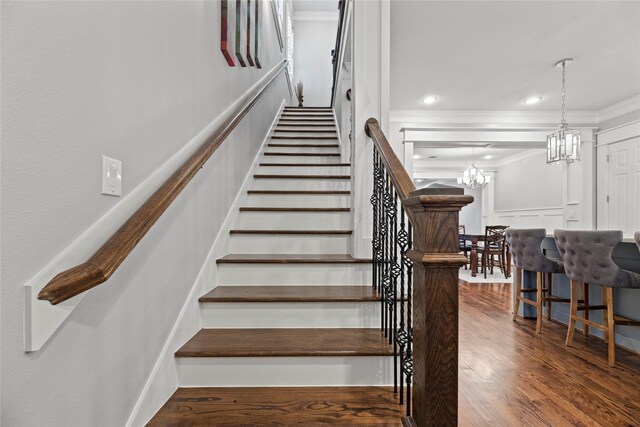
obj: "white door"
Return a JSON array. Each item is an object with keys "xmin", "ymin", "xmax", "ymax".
[{"xmin": 606, "ymin": 137, "xmax": 640, "ymax": 236}]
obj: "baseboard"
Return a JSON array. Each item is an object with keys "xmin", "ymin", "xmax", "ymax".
[{"xmin": 126, "ymin": 100, "xmax": 286, "ymax": 427}]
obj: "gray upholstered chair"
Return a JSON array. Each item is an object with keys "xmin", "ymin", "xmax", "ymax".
[
  {"xmin": 635, "ymin": 231, "xmax": 640, "ymax": 252},
  {"xmin": 554, "ymin": 229, "xmax": 640, "ymax": 367},
  {"xmin": 505, "ymin": 228, "xmax": 565, "ymax": 334}
]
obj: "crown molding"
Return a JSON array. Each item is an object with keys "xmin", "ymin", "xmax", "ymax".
[
  {"xmin": 293, "ymin": 11, "xmax": 339, "ymax": 21},
  {"xmin": 596, "ymin": 94, "xmax": 640, "ymax": 123},
  {"xmin": 390, "ymin": 109, "xmax": 598, "ymax": 126}
]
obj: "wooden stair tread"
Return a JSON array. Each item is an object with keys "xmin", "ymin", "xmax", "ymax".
[
  {"xmin": 247, "ymin": 190, "xmax": 350, "ymax": 194},
  {"xmin": 175, "ymin": 328, "xmax": 392, "ymax": 357},
  {"xmin": 274, "ymin": 129, "xmax": 337, "ymax": 132},
  {"xmin": 216, "ymin": 254, "xmax": 371, "ymax": 264},
  {"xmin": 267, "ymin": 143, "xmax": 339, "ymax": 147},
  {"xmin": 279, "ymin": 119, "xmax": 334, "ymax": 122},
  {"xmin": 277, "ymin": 123, "xmax": 336, "ymax": 127},
  {"xmin": 230, "ymin": 229, "xmax": 353, "ymax": 235},
  {"xmin": 272, "ymin": 136, "xmax": 337, "ymax": 140},
  {"xmin": 199, "ymin": 285, "xmax": 378, "ymax": 302},
  {"xmin": 239, "ymin": 207, "xmax": 350, "ymax": 212},
  {"xmin": 259, "ymin": 163, "xmax": 350, "ymax": 166},
  {"xmin": 253, "ymin": 174, "xmax": 350, "ymax": 179},
  {"xmin": 264, "ymin": 152, "xmax": 340, "ymax": 156},
  {"xmin": 148, "ymin": 386, "xmax": 403, "ymax": 426}
]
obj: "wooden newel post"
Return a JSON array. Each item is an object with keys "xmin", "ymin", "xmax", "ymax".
[{"xmin": 402, "ymin": 185, "xmax": 473, "ymax": 427}]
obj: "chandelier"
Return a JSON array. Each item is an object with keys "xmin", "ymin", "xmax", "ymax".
[
  {"xmin": 457, "ymin": 148, "xmax": 490, "ymax": 189},
  {"xmin": 547, "ymin": 58, "xmax": 581, "ymax": 164}
]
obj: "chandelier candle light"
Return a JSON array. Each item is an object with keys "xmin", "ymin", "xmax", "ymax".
[
  {"xmin": 547, "ymin": 58, "xmax": 581, "ymax": 164},
  {"xmin": 457, "ymin": 148, "xmax": 490, "ymax": 189}
]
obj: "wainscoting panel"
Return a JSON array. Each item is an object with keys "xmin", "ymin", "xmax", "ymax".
[{"xmin": 493, "ymin": 207, "xmax": 563, "ymax": 230}]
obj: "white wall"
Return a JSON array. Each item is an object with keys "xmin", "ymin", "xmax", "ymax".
[
  {"xmin": 1, "ymin": 2, "xmax": 287, "ymax": 425},
  {"xmin": 494, "ymin": 151, "xmax": 563, "ymax": 211},
  {"xmin": 293, "ymin": 18, "xmax": 337, "ymax": 106}
]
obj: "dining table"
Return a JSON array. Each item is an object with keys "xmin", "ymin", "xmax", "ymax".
[{"xmin": 459, "ymin": 233, "xmax": 511, "ymax": 278}]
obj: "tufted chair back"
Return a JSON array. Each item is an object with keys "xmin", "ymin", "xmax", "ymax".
[
  {"xmin": 505, "ymin": 228, "xmax": 564, "ymax": 273},
  {"xmin": 554, "ymin": 229, "xmax": 640, "ymax": 288}
]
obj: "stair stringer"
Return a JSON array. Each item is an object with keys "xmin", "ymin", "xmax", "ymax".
[{"xmin": 126, "ymin": 99, "xmax": 286, "ymax": 427}]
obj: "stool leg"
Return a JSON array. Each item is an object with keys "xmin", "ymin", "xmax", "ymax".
[
  {"xmin": 604, "ymin": 287, "xmax": 615, "ymax": 367},
  {"xmin": 546, "ymin": 272, "xmax": 553, "ymax": 321},
  {"xmin": 566, "ymin": 280, "xmax": 579, "ymax": 346},
  {"xmin": 513, "ymin": 267, "xmax": 522, "ymax": 321},
  {"xmin": 536, "ymin": 272, "xmax": 543, "ymax": 334},
  {"xmin": 583, "ymin": 283, "xmax": 590, "ymax": 337}
]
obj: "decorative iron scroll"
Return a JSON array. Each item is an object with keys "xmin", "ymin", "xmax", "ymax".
[{"xmin": 371, "ymin": 148, "xmax": 413, "ymax": 416}]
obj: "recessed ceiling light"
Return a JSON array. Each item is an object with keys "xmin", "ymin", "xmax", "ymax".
[
  {"xmin": 523, "ymin": 96, "xmax": 542, "ymax": 105},
  {"xmin": 421, "ymin": 96, "xmax": 438, "ymax": 105},
  {"xmin": 416, "ymin": 179, "xmax": 424, "ymax": 183},
  {"xmin": 484, "ymin": 155, "xmax": 493, "ymax": 160},
  {"xmin": 413, "ymin": 154, "xmax": 422, "ymax": 159}
]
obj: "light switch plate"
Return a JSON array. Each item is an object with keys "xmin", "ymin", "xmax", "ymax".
[{"xmin": 101, "ymin": 155, "xmax": 122, "ymax": 196}]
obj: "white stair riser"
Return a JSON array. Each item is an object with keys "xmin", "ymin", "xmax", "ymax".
[
  {"xmin": 256, "ymin": 166, "xmax": 350, "ymax": 175},
  {"xmin": 229, "ymin": 234, "xmax": 350, "ymax": 254},
  {"xmin": 234, "ymin": 211, "xmax": 351, "ymax": 229},
  {"xmin": 265, "ymin": 146, "xmax": 339, "ymax": 154},
  {"xmin": 217, "ymin": 264, "xmax": 372, "ymax": 285},
  {"xmin": 272, "ymin": 132, "xmax": 337, "ymax": 138},
  {"xmin": 245, "ymin": 193, "xmax": 350, "ymax": 207},
  {"xmin": 261, "ymin": 155, "xmax": 343, "ymax": 164},
  {"xmin": 278, "ymin": 121, "xmax": 335, "ymax": 126},
  {"xmin": 274, "ymin": 127, "xmax": 336, "ymax": 133},
  {"xmin": 201, "ymin": 302, "xmax": 380, "ymax": 328},
  {"xmin": 177, "ymin": 356, "xmax": 393, "ymax": 387},
  {"xmin": 250, "ymin": 178, "xmax": 349, "ymax": 191}
]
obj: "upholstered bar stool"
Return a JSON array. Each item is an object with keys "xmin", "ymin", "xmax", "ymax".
[
  {"xmin": 554, "ymin": 230, "xmax": 640, "ymax": 367},
  {"xmin": 505, "ymin": 228, "xmax": 565, "ymax": 334}
]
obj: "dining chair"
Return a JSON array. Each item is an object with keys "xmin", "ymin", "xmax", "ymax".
[
  {"xmin": 479, "ymin": 225, "xmax": 508, "ymax": 279},
  {"xmin": 459, "ymin": 225, "xmax": 471, "ymax": 269}
]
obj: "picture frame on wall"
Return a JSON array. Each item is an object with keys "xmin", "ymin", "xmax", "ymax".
[{"xmin": 271, "ymin": 0, "xmax": 284, "ymax": 51}]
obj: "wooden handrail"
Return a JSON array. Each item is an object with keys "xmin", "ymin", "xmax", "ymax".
[
  {"xmin": 38, "ymin": 60, "xmax": 288, "ymax": 305},
  {"xmin": 365, "ymin": 117, "xmax": 473, "ymax": 427},
  {"xmin": 364, "ymin": 118, "xmax": 416, "ymax": 201},
  {"xmin": 330, "ymin": 0, "xmax": 348, "ymax": 106}
]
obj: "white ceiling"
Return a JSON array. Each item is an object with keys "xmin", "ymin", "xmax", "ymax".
[
  {"xmin": 413, "ymin": 146, "xmax": 531, "ymax": 163},
  {"xmin": 390, "ymin": 1, "xmax": 640, "ymax": 112}
]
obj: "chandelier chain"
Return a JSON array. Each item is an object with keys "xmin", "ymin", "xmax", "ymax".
[{"xmin": 561, "ymin": 61, "xmax": 566, "ymax": 126}]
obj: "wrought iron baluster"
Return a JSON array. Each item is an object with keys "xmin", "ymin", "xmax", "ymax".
[
  {"xmin": 371, "ymin": 150, "xmax": 379, "ymax": 296},
  {"xmin": 390, "ymin": 187, "xmax": 400, "ymax": 394},
  {"xmin": 403, "ymin": 222, "xmax": 413, "ymax": 416},
  {"xmin": 396, "ymin": 208, "xmax": 409, "ymax": 404}
]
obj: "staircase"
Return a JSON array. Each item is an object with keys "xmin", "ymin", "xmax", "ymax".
[{"xmin": 148, "ymin": 107, "xmax": 403, "ymax": 426}]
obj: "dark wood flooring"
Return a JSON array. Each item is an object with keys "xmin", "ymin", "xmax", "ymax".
[
  {"xmin": 150, "ymin": 282, "xmax": 640, "ymax": 426},
  {"xmin": 458, "ymin": 282, "xmax": 640, "ymax": 426}
]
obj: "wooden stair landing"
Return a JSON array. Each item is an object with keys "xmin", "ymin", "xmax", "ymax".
[
  {"xmin": 175, "ymin": 328, "xmax": 392, "ymax": 357},
  {"xmin": 148, "ymin": 386, "xmax": 403, "ymax": 426},
  {"xmin": 200, "ymin": 285, "xmax": 379, "ymax": 302}
]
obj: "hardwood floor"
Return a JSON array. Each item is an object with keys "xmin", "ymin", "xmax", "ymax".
[
  {"xmin": 458, "ymin": 282, "xmax": 640, "ymax": 426},
  {"xmin": 150, "ymin": 282, "xmax": 640, "ymax": 426}
]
